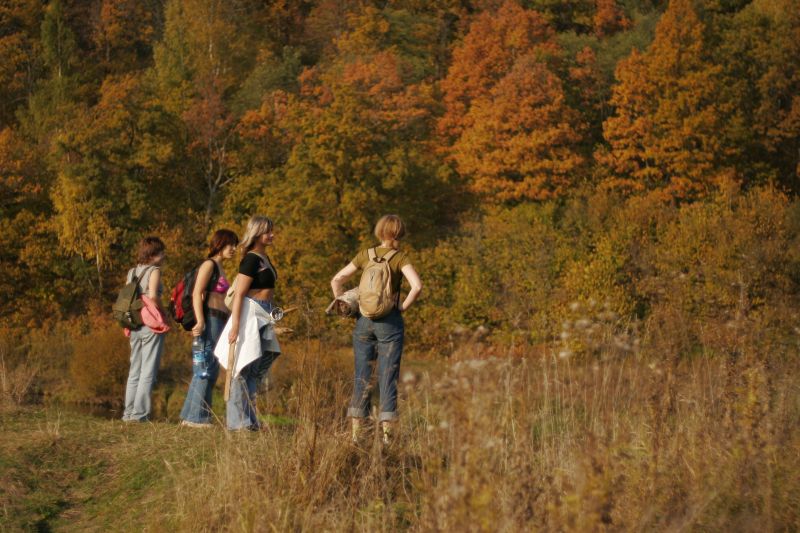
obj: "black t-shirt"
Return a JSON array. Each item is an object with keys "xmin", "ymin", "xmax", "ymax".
[{"xmin": 238, "ymin": 252, "xmax": 277, "ymax": 289}]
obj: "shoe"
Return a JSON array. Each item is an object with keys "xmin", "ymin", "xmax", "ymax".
[
  {"xmin": 228, "ymin": 424, "xmax": 259, "ymax": 432},
  {"xmin": 351, "ymin": 418, "xmax": 362, "ymax": 444},
  {"xmin": 381, "ymin": 421, "xmax": 393, "ymax": 445},
  {"xmin": 180, "ymin": 420, "xmax": 213, "ymax": 428}
]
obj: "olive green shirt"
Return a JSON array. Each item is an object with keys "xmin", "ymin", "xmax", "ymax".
[{"xmin": 352, "ymin": 247, "xmax": 411, "ymax": 294}]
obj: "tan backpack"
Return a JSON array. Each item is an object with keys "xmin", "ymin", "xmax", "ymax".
[{"xmin": 358, "ymin": 248, "xmax": 399, "ymax": 319}]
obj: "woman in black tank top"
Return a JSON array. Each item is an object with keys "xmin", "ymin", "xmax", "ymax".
[{"xmin": 224, "ymin": 215, "xmax": 282, "ymax": 431}]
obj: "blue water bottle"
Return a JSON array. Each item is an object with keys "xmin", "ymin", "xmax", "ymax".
[{"xmin": 191, "ymin": 336, "xmax": 209, "ymax": 378}]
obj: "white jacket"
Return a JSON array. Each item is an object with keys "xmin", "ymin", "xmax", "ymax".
[{"xmin": 214, "ymin": 298, "xmax": 281, "ymax": 379}]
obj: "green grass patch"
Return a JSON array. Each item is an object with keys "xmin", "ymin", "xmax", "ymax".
[
  {"xmin": 0, "ymin": 407, "xmax": 225, "ymax": 531},
  {"xmin": 258, "ymin": 413, "xmax": 298, "ymax": 426}
]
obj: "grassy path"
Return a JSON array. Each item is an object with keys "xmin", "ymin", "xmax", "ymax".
[{"xmin": 0, "ymin": 408, "xmax": 222, "ymax": 532}]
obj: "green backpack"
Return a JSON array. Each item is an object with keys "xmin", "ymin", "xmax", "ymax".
[{"xmin": 112, "ymin": 267, "xmax": 153, "ymax": 329}]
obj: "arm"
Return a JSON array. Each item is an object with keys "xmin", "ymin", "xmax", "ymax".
[
  {"xmin": 191, "ymin": 260, "xmax": 215, "ymax": 337},
  {"xmin": 331, "ymin": 262, "xmax": 358, "ymax": 298},
  {"xmin": 147, "ymin": 268, "xmax": 164, "ymax": 312},
  {"xmin": 399, "ymin": 264, "xmax": 422, "ymax": 312},
  {"xmin": 228, "ymin": 274, "xmax": 253, "ymax": 344}
]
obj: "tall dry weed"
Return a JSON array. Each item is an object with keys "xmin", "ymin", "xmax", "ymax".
[{"xmin": 160, "ymin": 329, "xmax": 800, "ymax": 531}]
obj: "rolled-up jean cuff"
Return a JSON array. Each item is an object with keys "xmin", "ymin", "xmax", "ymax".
[
  {"xmin": 379, "ymin": 411, "xmax": 399, "ymax": 422},
  {"xmin": 348, "ymin": 407, "xmax": 369, "ymax": 418}
]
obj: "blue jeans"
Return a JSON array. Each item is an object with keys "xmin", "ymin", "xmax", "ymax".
[
  {"xmin": 348, "ymin": 308, "xmax": 404, "ymax": 422},
  {"xmin": 226, "ymin": 299, "xmax": 281, "ymax": 430},
  {"xmin": 180, "ymin": 312, "xmax": 226, "ymax": 423},
  {"xmin": 123, "ymin": 326, "xmax": 165, "ymax": 421}
]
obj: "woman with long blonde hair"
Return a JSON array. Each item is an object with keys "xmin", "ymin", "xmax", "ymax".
[
  {"xmin": 215, "ymin": 215, "xmax": 281, "ymax": 431},
  {"xmin": 331, "ymin": 214, "xmax": 422, "ymax": 444}
]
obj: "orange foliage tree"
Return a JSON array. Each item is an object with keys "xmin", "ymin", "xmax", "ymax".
[
  {"xmin": 593, "ymin": 0, "xmax": 630, "ymax": 37},
  {"xmin": 453, "ymin": 55, "xmax": 585, "ymax": 201},
  {"xmin": 0, "ymin": 128, "xmax": 55, "ymax": 324},
  {"xmin": 439, "ymin": 0, "xmax": 557, "ymax": 141},
  {"xmin": 597, "ymin": 0, "xmax": 731, "ymax": 199},
  {"xmin": 93, "ymin": 0, "xmax": 156, "ymax": 73},
  {"xmin": 440, "ymin": 0, "xmax": 585, "ymax": 202}
]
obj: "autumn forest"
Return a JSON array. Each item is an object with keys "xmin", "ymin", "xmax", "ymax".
[
  {"xmin": 2, "ymin": 0, "xmax": 800, "ymax": 529},
  {"xmin": 0, "ymin": 0, "xmax": 796, "ymax": 327}
]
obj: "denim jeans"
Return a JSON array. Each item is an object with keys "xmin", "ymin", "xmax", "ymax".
[
  {"xmin": 226, "ymin": 299, "xmax": 281, "ymax": 430},
  {"xmin": 179, "ymin": 312, "xmax": 226, "ymax": 424},
  {"xmin": 123, "ymin": 326, "xmax": 165, "ymax": 421},
  {"xmin": 348, "ymin": 308, "xmax": 404, "ymax": 422}
]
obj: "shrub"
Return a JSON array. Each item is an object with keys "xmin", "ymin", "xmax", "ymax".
[
  {"xmin": 411, "ymin": 203, "xmax": 565, "ymax": 346},
  {"xmin": 637, "ymin": 186, "xmax": 800, "ymax": 358},
  {"xmin": 68, "ymin": 318, "xmax": 131, "ymax": 402}
]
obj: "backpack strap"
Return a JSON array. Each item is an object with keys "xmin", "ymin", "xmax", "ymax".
[
  {"xmin": 379, "ymin": 249, "xmax": 401, "ymax": 305},
  {"xmin": 368, "ymin": 248, "xmax": 399, "ymax": 263},
  {"xmin": 381, "ymin": 249, "xmax": 399, "ymax": 263},
  {"xmin": 130, "ymin": 265, "xmax": 155, "ymax": 284},
  {"xmin": 203, "ymin": 259, "xmax": 221, "ymax": 291}
]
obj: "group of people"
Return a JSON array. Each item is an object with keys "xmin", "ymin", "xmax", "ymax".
[{"xmin": 121, "ymin": 214, "xmax": 422, "ymax": 442}]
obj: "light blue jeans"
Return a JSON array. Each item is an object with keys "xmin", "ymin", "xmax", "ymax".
[
  {"xmin": 179, "ymin": 312, "xmax": 226, "ymax": 424},
  {"xmin": 226, "ymin": 299, "xmax": 281, "ymax": 430},
  {"xmin": 123, "ymin": 326, "xmax": 165, "ymax": 421},
  {"xmin": 348, "ymin": 308, "xmax": 404, "ymax": 422}
]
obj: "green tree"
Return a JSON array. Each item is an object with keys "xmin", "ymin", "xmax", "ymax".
[
  {"xmin": 18, "ymin": 0, "xmax": 81, "ymax": 146},
  {"xmin": 153, "ymin": 0, "xmax": 264, "ymax": 225},
  {"xmin": 0, "ymin": 0, "xmax": 42, "ymax": 127},
  {"xmin": 715, "ymin": 0, "xmax": 800, "ymax": 190},
  {"xmin": 51, "ymin": 74, "xmax": 177, "ymax": 293},
  {"xmin": 225, "ymin": 6, "xmax": 457, "ymax": 308},
  {"xmin": 40, "ymin": 0, "xmax": 76, "ymax": 81}
]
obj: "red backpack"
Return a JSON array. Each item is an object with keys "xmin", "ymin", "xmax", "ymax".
[{"xmin": 168, "ymin": 260, "xmax": 220, "ymax": 330}]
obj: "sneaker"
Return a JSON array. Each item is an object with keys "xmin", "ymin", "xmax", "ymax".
[{"xmin": 180, "ymin": 420, "xmax": 213, "ymax": 428}]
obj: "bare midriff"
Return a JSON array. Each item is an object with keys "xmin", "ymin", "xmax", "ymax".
[
  {"xmin": 206, "ymin": 292, "xmax": 229, "ymax": 313},
  {"xmin": 247, "ymin": 288, "xmax": 274, "ymax": 302}
]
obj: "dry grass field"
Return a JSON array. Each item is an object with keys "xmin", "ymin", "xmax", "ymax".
[{"xmin": 3, "ymin": 331, "xmax": 798, "ymax": 532}]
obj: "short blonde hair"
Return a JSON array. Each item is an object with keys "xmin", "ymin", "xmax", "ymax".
[
  {"xmin": 374, "ymin": 214, "xmax": 406, "ymax": 244},
  {"xmin": 239, "ymin": 215, "xmax": 274, "ymax": 256}
]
